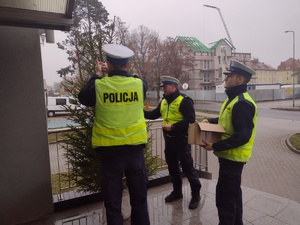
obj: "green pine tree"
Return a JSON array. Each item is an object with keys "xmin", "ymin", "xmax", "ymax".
[{"xmin": 57, "ymin": 0, "xmax": 158, "ymax": 193}]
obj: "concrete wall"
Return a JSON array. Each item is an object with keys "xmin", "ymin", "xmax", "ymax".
[{"xmin": 0, "ymin": 26, "xmax": 53, "ymax": 224}]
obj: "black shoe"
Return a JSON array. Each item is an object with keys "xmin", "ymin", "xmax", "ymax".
[
  {"xmin": 189, "ymin": 197, "xmax": 200, "ymax": 209},
  {"xmin": 165, "ymin": 191, "xmax": 183, "ymax": 202}
]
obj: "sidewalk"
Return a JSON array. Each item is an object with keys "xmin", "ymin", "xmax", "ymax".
[{"xmin": 29, "ymin": 177, "xmax": 300, "ymax": 225}]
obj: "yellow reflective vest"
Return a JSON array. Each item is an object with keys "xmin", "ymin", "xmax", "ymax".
[
  {"xmin": 160, "ymin": 95, "xmax": 184, "ymax": 125},
  {"xmin": 214, "ymin": 92, "xmax": 257, "ymax": 162},
  {"xmin": 92, "ymin": 76, "xmax": 147, "ymax": 147}
]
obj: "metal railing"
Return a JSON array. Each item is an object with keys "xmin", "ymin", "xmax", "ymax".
[{"xmin": 48, "ymin": 119, "xmax": 209, "ymax": 201}]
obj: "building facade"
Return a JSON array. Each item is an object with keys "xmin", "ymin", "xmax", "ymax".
[
  {"xmin": 177, "ymin": 36, "xmax": 253, "ymax": 90},
  {"xmin": 277, "ymin": 58, "xmax": 300, "ymax": 85},
  {"xmin": 176, "ymin": 36, "xmax": 300, "ymax": 91},
  {"xmin": 250, "ymin": 58, "xmax": 277, "ymax": 85},
  {"xmin": 0, "ymin": 1, "xmax": 75, "ymax": 224}
]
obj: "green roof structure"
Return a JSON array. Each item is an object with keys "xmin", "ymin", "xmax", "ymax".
[
  {"xmin": 176, "ymin": 36, "xmax": 235, "ymax": 53},
  {"xmin": 176, "ymin": 36, "xmax": 211, "ymax": 53},
  {"xmin": 209, "ymin": 38, "xmax": 235, "ymax": 50}
]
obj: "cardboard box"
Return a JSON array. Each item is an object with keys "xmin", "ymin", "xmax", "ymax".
[{"xmin": 188, "ymin": 122, "xmax": 225, "ymax": 145}]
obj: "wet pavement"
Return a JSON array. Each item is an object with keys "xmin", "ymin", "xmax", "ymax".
[{"xmin": 25, "ymin": 177, "xmax": 300, "ymax": 225}]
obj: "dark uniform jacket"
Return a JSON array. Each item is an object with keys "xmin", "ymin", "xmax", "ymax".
[
  {"xmin": 144, "ymin": 89, "xmax": 195, "ymax": 137},
  {"xmin": 208, "ymin": 84, "xmax": 256, "ymax": 152},
  {"xmin": 78, "ymin": 70, "xmax": 148, "ymax": 107}
]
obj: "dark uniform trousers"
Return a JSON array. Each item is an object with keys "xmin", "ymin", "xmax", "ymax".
[
  {"xmin": 216, "ymin": 157, "xmax": 245, "ymax": 225},
  {"xmin": 164, "ymin": 134, "xmax": 201, "ymax": 198},
  {"xmin": 96, "ymin": 145, "xmax": 150, "ymax": 225}
]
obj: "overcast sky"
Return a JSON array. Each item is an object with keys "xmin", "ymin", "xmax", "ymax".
[{"xmin": 41, "ymin": 0, "xmax": 300, "ymax": 86}]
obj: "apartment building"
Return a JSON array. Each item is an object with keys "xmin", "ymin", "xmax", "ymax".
[
  {"xmin": 277, "ymin": 58, "xmax": 300, "ymax": 85},
  {"xmin": 250, "ymin": 58, "xmax": 277, "ymax": 85},
  {"xmin": 176, "ymin": 36, "xmax": 300, "ymax": 90},
  {"xmin": 176, "ymin": 36, "xmax": 253, "ymax": 90}
]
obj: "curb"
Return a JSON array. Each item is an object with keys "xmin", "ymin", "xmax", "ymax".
[{"xmin": 285, "ymin": 134, "xmax": 300, "ymax": 154}]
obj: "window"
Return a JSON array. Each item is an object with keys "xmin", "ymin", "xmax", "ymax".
[
  {"xmin": 56, "ymin": 98, "xmax": 67, "ymax": 105},
  {"xmin": 204, "ymin": 72, "xmax": 210, "ymax": 83},
  {"xmin": 219, "ymin": 69, "xmax": 222, "ymax": 78},
  {"xmin": 203, "ymin": 60, "xmax": 210, "ymax": 69}
]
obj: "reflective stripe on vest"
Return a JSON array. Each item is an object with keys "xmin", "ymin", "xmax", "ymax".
[
  {"xmin": 160, "ymin": 95, "xmax": 184, "ymax": 125},
  {"xmin": 92, "ymin": 76, "xmax": 147, "ymax": 147},
  {"xmin": 214, "ymin": 92, "xmax": 257, "ymax": 162}
]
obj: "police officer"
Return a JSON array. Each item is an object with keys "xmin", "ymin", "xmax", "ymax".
[
  {"xmin": 78, "ymin": 44, "xmax": 150, "ymax": 225},
  {"xmin": 201, "ymin": 60, "xmax": 258, "ymax": 225},
  {"xmin": 144, "ymin": 76, "xmax": 201, "ymax": 209}
]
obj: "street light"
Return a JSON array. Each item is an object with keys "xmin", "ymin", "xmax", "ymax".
[{"xmin": 285, "ymin": 30, "xmax": 295, "ymax": 107}]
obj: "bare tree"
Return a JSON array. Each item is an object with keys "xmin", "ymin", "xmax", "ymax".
[
  {"xmin": 128, "ymin": 30, "xmax": 195, "ymax": 99},
  {"xmin": 127, "ymin": 25, "xmax": 160, "ymax": 80},
  {"xmin": 163, "ymin": 37, "xmax": 195, "ymax": 83}
]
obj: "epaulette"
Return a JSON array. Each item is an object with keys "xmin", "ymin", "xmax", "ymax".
[{"xmin": 180, "ymin": 93, "xmax": 194, "ymax": 103}]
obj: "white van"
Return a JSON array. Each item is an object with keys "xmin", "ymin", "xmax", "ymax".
[{"xmin": 46, "ymin": 96, "xmax": 77, "ymax": 117}]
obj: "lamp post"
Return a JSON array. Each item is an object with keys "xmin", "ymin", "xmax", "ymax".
[{"xmin": 285, "ymin": 30, "xmax": 295, "ymax": 107}]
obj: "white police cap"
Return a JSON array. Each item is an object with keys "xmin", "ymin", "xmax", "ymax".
[
  {"xmin": 103, "ymin": 44, "xmax": 134, "ymax": 64},
  {"xmin": 160, "ymin": 76, "xmax": 180, "ymax": 87},
  {"xmin": 224, "ymin": 60, "xmax": 256, "ymax": 79}
]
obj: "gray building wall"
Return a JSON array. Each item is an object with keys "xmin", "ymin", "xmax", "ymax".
[{"xmin": 0, "ymin": 26, "xmax": 53, "ymax": 224}]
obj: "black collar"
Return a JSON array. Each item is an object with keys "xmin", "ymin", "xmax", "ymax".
[
  {"xmin": 163, "ymin": 89, "xmax": 180, "ymax": 103},
  {"xmin": 225, "ymin": 84, "xmax": 247, "ymax": 99},
  {"xmin": 108, "ymin": 70, "xmax": 130, "ymax": 77}
]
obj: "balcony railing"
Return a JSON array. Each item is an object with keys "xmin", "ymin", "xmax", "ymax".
[{"xmin": 48, "ymin": 119, "xmax": 210, "ymax": 204}]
